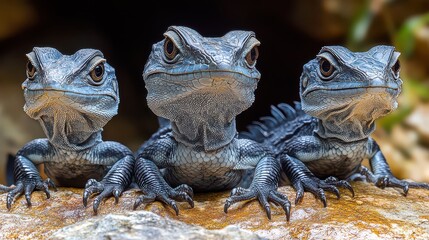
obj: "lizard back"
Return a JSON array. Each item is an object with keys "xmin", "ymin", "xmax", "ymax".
[{"xmin": 240, "ymin": 102, "xmax": 316, "ymax": 156}]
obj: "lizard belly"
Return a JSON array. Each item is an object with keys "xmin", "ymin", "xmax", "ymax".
[
  {"xmin": 164, "ymin": 144, "xmax": 242, "ymax": 192},
  {"xmin": 306, "ymin": 141, "xmax": 368, "ymax": 179},
  {"xmin": 44, "ymin": 150, "xmax": 108, "ymax": 187}
]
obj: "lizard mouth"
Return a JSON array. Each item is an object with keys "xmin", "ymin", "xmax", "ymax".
[
  {"xmin": 25, "ymin": 88, "xmax": 118, "ymax": 102},
  {"xmin": 144, "ymin": 64, "xmax": 261, "ymax": 81},
  {"xmin": 303, "ymin": 85, "xmax": 399, "ymax": 97},
  {"xmin": 145, "ymin": 71, "xmax": 259, "ymax": 91}
]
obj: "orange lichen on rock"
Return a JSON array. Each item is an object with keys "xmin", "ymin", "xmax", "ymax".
[{"xmin": 0, "ymin": 182, "xmax": 428, "ymax": 239}]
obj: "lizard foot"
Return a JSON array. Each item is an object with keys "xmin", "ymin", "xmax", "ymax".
[
  {"xmin": 224, "ymin": 186, "xmax": 291, "ymax": 221},
  {"xmin": 83, "ymin": 179, "xmax": 126, "ymax": 214},
  {"xmin": 0, "ymin": 178, "xmax": 56, "ymax": 210},
  {"xmin": 133, "ymin": 184, "xmax": 194, "ymax": 216},
  {"xmin": 293, "ymin": 175, "xmax": 354, "ymax": 207},
  {"xmin": 361, "ymin": 166, "xmax": 429, "ymax": 196}
]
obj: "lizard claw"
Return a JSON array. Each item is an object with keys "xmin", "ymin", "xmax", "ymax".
[
  {"xmin": 134, "ymin": 184, "xmax": 194, "ymax": 215},
  {"xmin": 324, "ymin": 176, "xmax": 354, "ymax": 197},
  {"xmin": 294, "ymin": 181, "xmax": 305, "ymax": 205},
  {"xmin": 83, "ymin": 178, "xmax": 125, "ymax": 214},
  {"xmin": 134, "ymin": 158, "xmax": 194, "ymax": 215},
  {"xmin": 5, "ymin": 183, "xmax": 24, "ymax": 210},
  {"xmin": 133, "ymin": 192, "xmax": 155, "ymax": 210},
  {"xmin": 376, "ymin": 176, "xmax": 390, "ymax": 189},
  {"xmin": 113, "ymin": 189, "xmax": 121, "ymax": 204},
  {"xmin": 0, "ymin": 177, "xmax": 55, "ymax": 210},
  {"xmin": 403, "ymin": 184, "xmax": 409, "ymax": 196},
  {"xmin": 83, "ymin": 179, "xmax": 102, "ymax": 207},
  {"xmin": 224, "ymin": 186, "xmax": 291, "ymax": 221},
  {"xmin": 360, "ymin": 166, "xmax": 429, "ymax": 196},
  {"xmin": 170, "ymin": 201, "xmax": 179, "ymax": 216},
  {"xmin": 293, "ymin": 174, "xmax": 353, "ymax": 207}
]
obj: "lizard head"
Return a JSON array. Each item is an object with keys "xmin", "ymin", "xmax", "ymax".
[
  {"xmin": 299, "ymin": 45, "xmax": 402, "ymax": 141},
  {"xmin": 22, "ymin": 47, "xmax": 119, "ymax": 150},
  {"xmin": 143, "ymin": 26, "xmax": 260, "ymax": 150}
]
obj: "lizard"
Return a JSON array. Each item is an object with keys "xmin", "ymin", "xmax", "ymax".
[
  {"xmin": 133, "ymin": 26, "xmax": 291, "ymax": 220},
  {"xmin": 241, "ymin": 45, "xmax": 429, "ymax": 207},
  {"xmin": 0, "ymin": 47, "xmax": 135, "ymax": 213}
]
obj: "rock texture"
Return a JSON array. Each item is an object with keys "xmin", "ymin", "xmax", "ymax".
[
  {"xmin": 51, "ymin": 211, "xmax": 261, "ymax": 240},
  {"xmin": 0, "ymin": 182, "xmax": 428, "ymax": 239}
]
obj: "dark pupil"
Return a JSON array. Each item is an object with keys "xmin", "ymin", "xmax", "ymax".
[
  {"xmin": 250, "ymin": 48, "xmax": 257, "ymax": 61},
  {"xmin": 94, "ymin": 65, "xmax": 103, "ymax": 77},
  {"xmin": 321, "ymin": 60, "xmax": 331, "ymax": 73},
  {"xmin": 166, "ymin": 40, "xmax": 174, "ymax": 54}
]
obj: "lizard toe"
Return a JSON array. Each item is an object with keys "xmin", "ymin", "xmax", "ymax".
[
  {"xmin": 24, "ymin": 184, "xmax": 36, "ymax": 207},
  {"xmin": 83, "ymin": 180, "xmax": 104, "ymax": 207},
  {"xmin": 6, "ymin": 183, "xmax": 24, "ymax": 210},
  {"xmin": 133, "ymin": 192, "xmax": 156, "ymax": 210},
  {"xmin": 224, "ymin": 190, "xmax": 256, "ymax": 213},
  {"xmin": 268, "ymin": 191, "xmax": 291, "ymax": 221}
]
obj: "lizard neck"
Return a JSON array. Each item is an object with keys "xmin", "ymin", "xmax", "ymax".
[
  {"xmin": 315, "ymin": 118, "xmax": 375, "ymax": 142},
  {"xmin": 147, "ymin": 83, "xmax": 253, "ymax": 152},
  {"xmin": 37, "ymin": 113, "xmax": 103, "ymax": 151},
  {"xmin": 171, "ymin": 118, "xmax": 237, "ymax": 151}
]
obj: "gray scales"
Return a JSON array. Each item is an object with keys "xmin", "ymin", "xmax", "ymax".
[
  {"xmin": 133, "ymin": 26, "xmax": 291, "ymax": 220},
  {"xmin": 241, "ymin": 45, "xmax": 429, "ymax": 207},
  {"xmin": 0, "ymin": 48, "xmax": 135, "ymax": 213}
]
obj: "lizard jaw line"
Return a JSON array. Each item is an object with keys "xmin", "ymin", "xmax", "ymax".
[{"xmin": 303, "ymin": 86, "xmax": 399, "ymax": 97}]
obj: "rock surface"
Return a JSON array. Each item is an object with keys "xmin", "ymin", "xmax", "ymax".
[
  {"xmin": 51, "ymin": 211, "xmax": 261, "ymax": 240},
  {"xmin": 0, "ymin": 182, "xmax": 428, "ymax": 239}
]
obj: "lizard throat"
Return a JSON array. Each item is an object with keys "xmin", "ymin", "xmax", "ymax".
[
  {"xmin": 315, "ymin": 118, "xmax": 376, "ymax": 142},
  {"xmin": 38, "ymin": 114, "xmax": 103, "ymax": 151},
  {"xmin": 23, "ymin": 91, "xmax": 118, "ymax": 151},
  {"xmin": 303, "ymin": 91, "xmax": 397, "ymax": 142},
  {"xmin": 155, "ymin": 90, "xmax": 247, "ymax": 151},
  {"xmin": 171, "ymin": 119, "xmax": 237, "ymax": 151}
]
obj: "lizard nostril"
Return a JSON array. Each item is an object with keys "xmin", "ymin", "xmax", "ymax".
[{"xmin": 26, "ymin": 61, "xmax": 37, "ymax": 80}]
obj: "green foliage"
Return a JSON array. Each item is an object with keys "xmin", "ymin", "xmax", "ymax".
[
  {"xmin": 394, "ymin": 13, "xmax": 429, "ymax": 56},
  {"xmin": 378, "ymin": 79, "xmax": 429, "ymax": 131},
  {"xmin": 347, "ymin": 0, "xmax": 372, "ymax": 50},
  {"xmin": 405, "ymin": 78, "xmax": 429, "ymax": 102},
  {"xmin": 377, "ymin": 105, "xmax": 411, "ymax": 132}
]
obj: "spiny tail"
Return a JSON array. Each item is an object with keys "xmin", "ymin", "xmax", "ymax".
[{"xmin": 239, "ymin": 102, "xmax": 314, "ymax": 147}]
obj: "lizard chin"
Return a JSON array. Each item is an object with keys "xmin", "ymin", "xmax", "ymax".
[{"xmin": 145, "ymin": 73, "xmax": 258, "ymax": 151}]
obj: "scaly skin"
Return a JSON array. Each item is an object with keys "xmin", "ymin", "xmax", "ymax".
[
  {"xmin": 241, "ymin": 45, "xmax": 429, "ymax": 207},
  {"xmin": 134, "ymin": 26, "xmax": 290, "ymax": 220},
  {"xmin": 0, "ymin": 47, "xmax": 134, "ymax": 213}
]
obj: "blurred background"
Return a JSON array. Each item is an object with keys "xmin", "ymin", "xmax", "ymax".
[{"xmin": 0, "ymin": 0, "xmax": 428, "ymax": 184}]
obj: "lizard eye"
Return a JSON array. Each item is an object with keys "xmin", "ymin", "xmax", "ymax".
[
  {"xmin": 164, "ymin": 37, "xmax": 179, "ymax": 61},
  {"xmin": 26, "ymin": 61, "xmax": 36, "ymax": 80},
  {"xmin": 90, "ymin": 62, "xmax": 105, "ymax": 82},
  {"xmin": 391, "ymin": 59, "xmax": 400, "ymax": 78},
  {"xmin": 319, "ymin": 58, "xmax": 335, "ymax": 79},
  {"xmin": 245, "ymin": 46, "xmax": 259, "ymax": 67}
]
